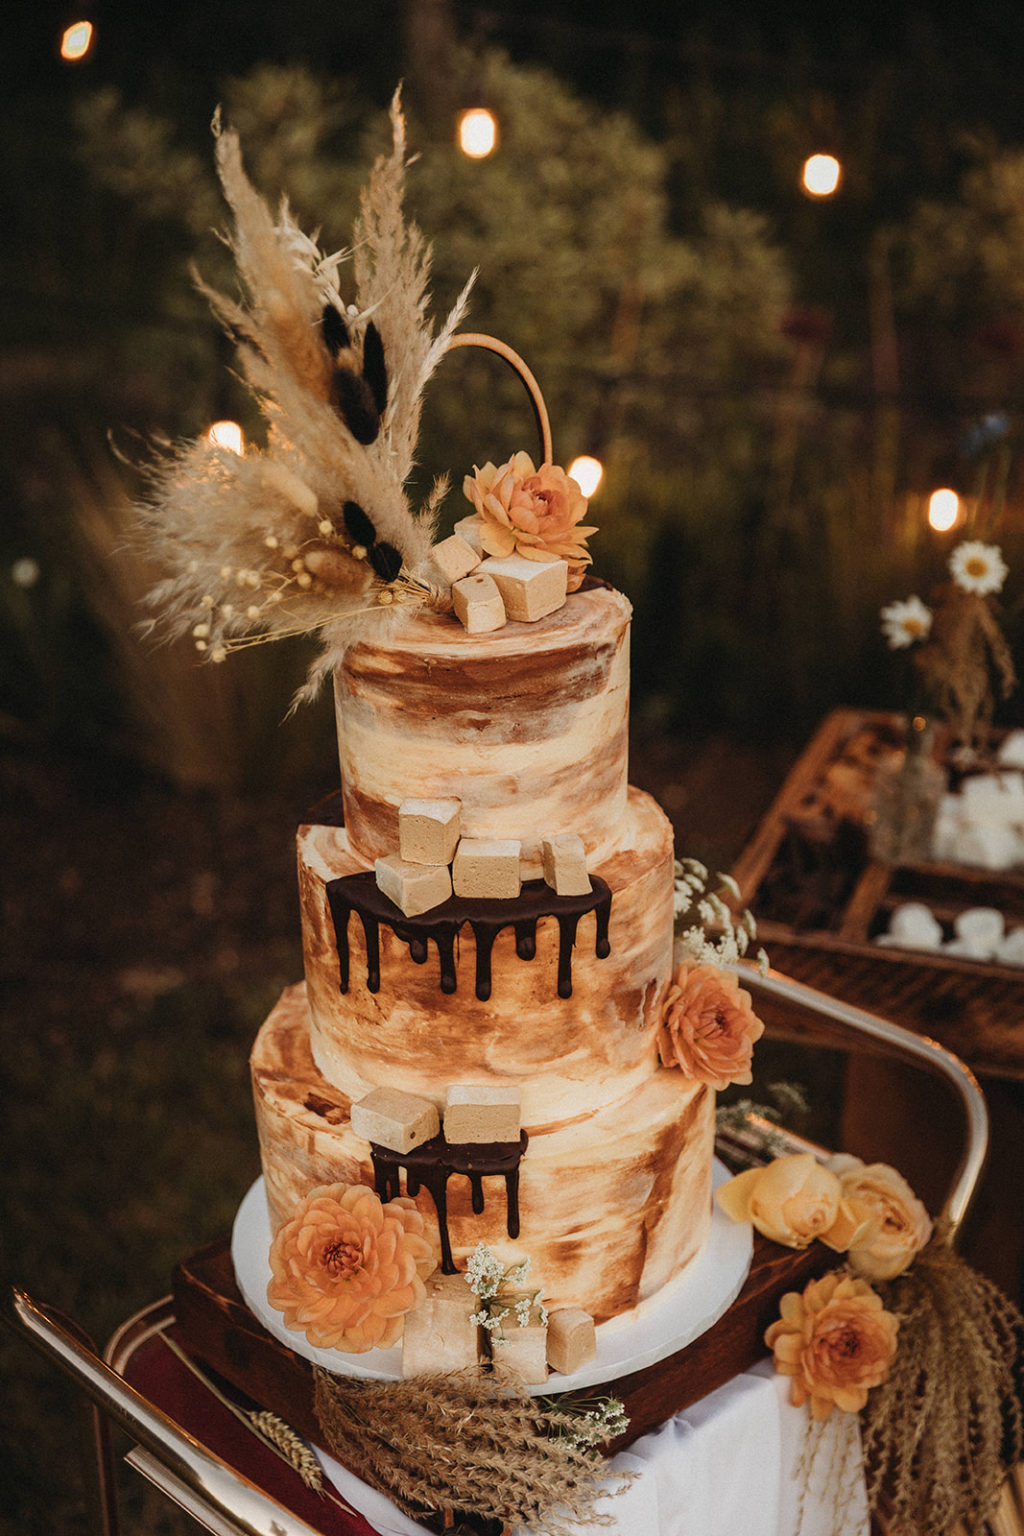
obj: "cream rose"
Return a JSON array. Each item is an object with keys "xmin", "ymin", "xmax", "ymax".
[
  {"xmin": 828, "ymin": 1154, "xmax": 932, "ymax": 1280},
  {"xmin": 717, "ymin": 1152, "xmax": 872, "ymax": 1251}
]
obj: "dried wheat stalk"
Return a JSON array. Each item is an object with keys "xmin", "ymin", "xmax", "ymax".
[
  {"xmin": 313, "ymin": 1367, "xmax": 633, "ymax": 1535},
  {"xmin": 862, "ymin": 1236, "xmax": 1024, "ymax": 1535}
]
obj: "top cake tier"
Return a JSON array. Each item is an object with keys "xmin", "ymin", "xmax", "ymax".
[{"xmin": 334, "ymin": 585, "xmax": 631, "ymax": 877}]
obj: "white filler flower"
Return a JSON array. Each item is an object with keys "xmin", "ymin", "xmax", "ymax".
[
  {"xmin": 881, "ymin": 595, "xmax": 933, "ymax": 648},
  {"xmin": 949, "ymin": 540, "xmax": 1009, "ymax": 596}
]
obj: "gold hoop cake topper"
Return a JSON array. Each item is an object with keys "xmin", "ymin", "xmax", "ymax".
[
  {"xmin": 445, "ymin": 333, "xmax": 554, "ymax": 465},
  {"xmin": 133, "ymin": 91, "xmax": 593, "ymax": 699}
]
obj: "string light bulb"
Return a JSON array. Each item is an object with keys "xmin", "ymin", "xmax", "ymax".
[
  {"xmin": 60, "ymin": 19, "xmax": 94, "ymax": 61},
  {"xmin": 206, "ymin": 420, "xmax": 244, "ymax": 455},
  {"xmin": 801, "ymin": 154, "xmax": 841, "ymax": 198},
  {"xmin": 457, "ymin": 107, "xmax": 499, "ymax": 160},
  {"xmin": 927, "ymin": 487, "xmax": 961, "ymax": 532},
  {"xmin": 568, "ymin": 455, "xmax": 604, "ymax": 499}
]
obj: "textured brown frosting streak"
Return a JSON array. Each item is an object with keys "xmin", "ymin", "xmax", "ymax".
[
  {"xmin": 299, "ymin": 791, "xmax": 675, "ymax": 1124},
  {"xmin": 334, "ymin": 588, "xmax": 632, "ymax": 868},
  {"xmin": 249, "ymin": 582, "xmax": 718, "ymax": 1329},
  {"xmin": 252, "ymin": 986, "xmax": 715, "ymax": 1322}
]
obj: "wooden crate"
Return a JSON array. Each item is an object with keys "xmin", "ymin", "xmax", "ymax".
[
  {"xmin": 732, "ymin": 708, "xmax": 1024, "ymax": 1081},
  {"xmin": 172, "ymin": 1230, "xmax": 840, "ymax": 1460}
]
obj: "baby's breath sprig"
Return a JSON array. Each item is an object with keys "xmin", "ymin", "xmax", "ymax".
[
  {"xmin": 537, "ymin": 1394, "xmax": 630, "ymax": 1456},
  {"xmin": 673, "ymin": 859, "xmax": 768, "ymax": 972},
  {"xmin": 466, "ymin": 1243, "xmax": 547, "ymax": 1350}
]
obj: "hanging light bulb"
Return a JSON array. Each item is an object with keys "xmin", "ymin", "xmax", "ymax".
[
  {"xmin": 457, "ymin": 108, "xmax": 499, "ymax": 160},
  {"xmin": 927, "ymin": 487, "xmax": 961, "ymax": 532},
  {"xmin": 60, "ymin": 19, "xmax": 94, "ymax": 61},
  {"xmin": 802, "ymin": 154, "xmax": 842, "ymax": 198},
  {"xmin": 568, "ymin": 455, "xmax": 604, "ymax": 499},
  {"xmin": 206, "ymin": 420, "xmax": 244, "ymax": 455}
]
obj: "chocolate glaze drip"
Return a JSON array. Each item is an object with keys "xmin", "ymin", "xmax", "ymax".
[
  {"xmin": 325, "ymin": 874, "xmax": 612, "ymax": 1001},
  {"xmin": 370, "ymin": 1131, "xmax": 528, "ymax": 1273}
]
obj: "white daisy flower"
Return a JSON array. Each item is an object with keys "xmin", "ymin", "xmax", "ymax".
[
  {"xmin": 949, "ymin": 540, "xmax": 1009, "ymax": 596},
  {"xmin": 880, "ymin": 595, "xmax": 933, "ymax": 649}
]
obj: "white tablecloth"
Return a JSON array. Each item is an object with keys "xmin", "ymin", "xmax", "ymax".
[{"xmin": 315, "ymin": 1360, "xmax": 869, "ymax": 1536}]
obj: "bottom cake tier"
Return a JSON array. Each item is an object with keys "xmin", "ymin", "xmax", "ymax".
[{"xmin": 251, "ymin": 984, "xmax": 715, "ymax": 1326}]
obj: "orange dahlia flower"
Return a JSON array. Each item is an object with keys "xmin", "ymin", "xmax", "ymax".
[
  {"xmin": 462, "ymin": 451, "xmax": 597, "ymax": 590},
  {"xmin": 658, "ymin": 959, "xmax": 765, "ymax": 1088},
  {"xmin": 267, "ymin": 1183, "xmax": 436, "ymax": 1353},
  {"xmin": 765, "ymin": 1271, "xmax": 899, "ymax": 1420}
]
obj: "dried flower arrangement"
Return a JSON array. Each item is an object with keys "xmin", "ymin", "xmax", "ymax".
[
  {"xmin": 313, "ymin": 1366, "xmax": 633, "ymax": 1535},
  {"xmin": 881, "ymin": 536, "xmax": 1017, "ymax": 753},
  {"xmin": 718, "ymin": 1151, "xmax": 1024, "ymax": 1534},
  {"xmin": 135, "ymin": 90, "xmax": 475, "ymax": 703},
  {"xmin": 134, "ymin": 91, "xmax": 599, "ymax": 701}
]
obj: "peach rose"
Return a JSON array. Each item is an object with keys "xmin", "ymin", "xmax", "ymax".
[
  {"xmin": 716, "ymin": 1153, "xmax": 873, "ymax": 1252},
  {"xmin": 658, "ymin": 960, "xmax": 765, "ymax": 1088},
  {"xmin": 828, "ymin": 1155, "xmax": 933, "ymax": 1281},
  {"xmin": 267, "ymin": 1182, "xmax": 436, "ymax": 1353},
  {"xmin": 765, "ymin": 1271, "xmax": 899, "ymax": 1420},
  {"xmin": 462, "ymin": 451, "xmax": 597, "ymax": 590}
]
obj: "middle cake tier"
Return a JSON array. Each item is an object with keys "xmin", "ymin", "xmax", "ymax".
[{"xmin": 299, "ymin": 785, "xmax": 674, "ymax": 1125}]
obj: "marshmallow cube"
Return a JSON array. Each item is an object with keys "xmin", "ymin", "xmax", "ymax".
[
  {"xmin": 482, "ymin": 553, "xmax": 568, "ymax": 623},
  {"xmin": 887, "ymin": 901, "xmax": 944, "ymax": 950},
  {"xmin": 432, "ymin": 532, "xmax": 482, "ymax": 586},
  {"xmin": 954, "ymin": 823, "xmax": 1024, "ymax": 871},
  {"xmin": 490, "ymin": 1304, "xmax": 548, "ymax": 1386},
  {"xmin": 545, "ymin": 1308, "xmax": 597, "ymax": 1375},
  {"xmin": 452, "ymin": 572, "xmax": 506, "ymax": 634},
  {"xmin": 399, "ymin": 798, "xmax": 462, "ymax": 866},
  {"xmin": 997, "ymin": 927, "xmax": 1024, "ymax": 966},
  {"xmin": 444, "ymin": 1084, "xmax": 522, "ymax": 1145},
  {"xmin": 541, "ymin": 833, "xmax": 591, "ymax": 897},
  {"xmin": 954, "ymin": 906, "xmax": 1005, "ymax": 950},
  {"xmin": 452, "ymin": 515, "xmax": 485, "ymax": 557},
  {"xmin": 375, "ymin": 853, "xmax": 453, "ymax": 917},
  {"xmin": 351, "ymin": 1086, "xmax": 440, "ymax": 1153},
  {"xmin": 452, "ymin": 838, "xmax": 522, "ymax": 899},
  {"xmin": 961, "ymin": 772, "xmax": 1024, "ymax": 826},
  {"xmin": 402, "ymin": 1271, "xmax": 482, "ymax": 1377}
]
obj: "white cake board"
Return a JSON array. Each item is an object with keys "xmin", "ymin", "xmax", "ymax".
[{"xmin": 231, "ymin": 1162, "xmax": 752, "ymax": 1395}]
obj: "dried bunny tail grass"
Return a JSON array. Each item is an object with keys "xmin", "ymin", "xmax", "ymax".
[
  {"xmin": 862, "ymin": 1234, "xmax": 1024, "ymax": 1536},
  {"xmin": 313, "ymin": 1367, "xmax": 633, "ymax": 1535},
  {"xmin": 353, "ymin": 88, "xmax": 475, "ymax": 484}
]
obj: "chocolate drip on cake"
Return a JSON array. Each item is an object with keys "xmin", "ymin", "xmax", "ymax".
[
  {"xmin": 326, "ymin": 874, "xmax": 612, "ymax": 1000},
  {"xmin": 370, "ymin": 1131, "xmax": 528, "ymax": 1273}
]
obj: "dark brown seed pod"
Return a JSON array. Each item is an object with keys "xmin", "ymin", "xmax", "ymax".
[
  {"xmin": 343, "ymin": 500, "xmax": 378, "ymax": 548},
  {"xmin": 321, "ymin": 303, "xmax": 351, "ymax": 358},
  {"xmin": 362, "ymin": 321, "xmax": 388, "ymax": 417},
  {"xmin": 330, "ymin": 369, "xmax": 380, "ymax": 444},
  {"xmin": 369, "ymin": 541, "xmax": 402, "ymax": 582}
]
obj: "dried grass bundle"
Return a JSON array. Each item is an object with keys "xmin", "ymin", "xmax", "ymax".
[
  {"xmin": 313, "ymin": 1368, "xmax": 633, "ymax": 1535},
  {"xmin": 862, "ymin": 1235, "xmax": 1024, "ymax": 1535},
  {"xmin": 135, "ymin": 89, "xmax": 473, "ymax": 703},
  {"xmin": 915, "ymin": 585, "xmax": 1017, "ymax": 751}
]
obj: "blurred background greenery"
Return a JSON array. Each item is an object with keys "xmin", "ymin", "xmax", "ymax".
[
  {"xmin": 6, "ymin": 1, "xmax": 1024, "ymax": 1530},
  {"xmin": 7, "ymin": 0, "xmax": 1024, "ymax": 789}
]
